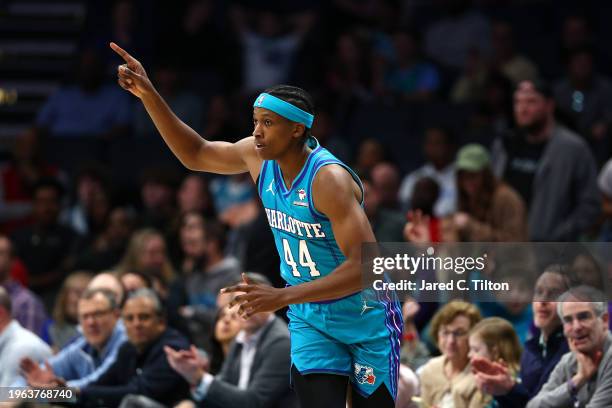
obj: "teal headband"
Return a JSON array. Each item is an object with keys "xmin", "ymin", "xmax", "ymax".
[{"xmin": 253, "ymin": 93, "xmax": 314, "ymax": 128}]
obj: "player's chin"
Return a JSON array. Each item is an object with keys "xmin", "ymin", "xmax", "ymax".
[{"xmin": 255, "ymin": 146, "xmax": 273, "ymax": 160}]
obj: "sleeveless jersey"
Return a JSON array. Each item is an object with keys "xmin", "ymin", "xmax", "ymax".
[{"xmin": 257, "ymin": 137, "xmax": 363, "ymax": 287}]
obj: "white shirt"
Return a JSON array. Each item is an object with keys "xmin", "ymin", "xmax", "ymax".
[
  {"xmin": 0, "ymin": 320, "xmax": 52, "ymax": 386},
  {"xmin": 193, "ymin": 315, "xmax": 275, "ymax": 401},
  {"xmin": 398, "ymin": 163, "xmax": 457, "ymax": 217},
  {"xmin": 236, "ymin": 314, "xmax": 275, "ymax": 389}
]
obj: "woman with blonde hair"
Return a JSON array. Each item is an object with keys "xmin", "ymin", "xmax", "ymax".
[
  {"xmin": 419, "ymin": 300, "xmax": 487, "ymax": 408},
  {"xmin": 117, "ymin": 228, "xmax": 176, "ymax": 297},
  {"xmin": 43, "ymin": 270, "xmax": 94, "ymax": 351}
]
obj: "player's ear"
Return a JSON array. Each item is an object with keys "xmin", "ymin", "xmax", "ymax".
[{"xmin": 292, "ymin": 123, "xmax": 305, "ymax": 140}]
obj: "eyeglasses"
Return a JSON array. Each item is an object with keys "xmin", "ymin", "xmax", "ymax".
[
  {"xmin": 439, "ymin": 329, "xmax": 469, "ymax": 339},
  {"xmin": 79, "ymin": 309, "xmax": 113, "ymax": 321}
]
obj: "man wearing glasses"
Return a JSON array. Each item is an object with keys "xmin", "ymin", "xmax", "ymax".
[
  {"xmin": 77, "ymin": 288, "xmax": 191, "ymax": 407},
  {"xmin": 19, "ymin": 288, "xmax": 126, "ymax": 388},
  {"xmin": 527, "ymin": 285, "xmax": 612, "ymax": 407}
]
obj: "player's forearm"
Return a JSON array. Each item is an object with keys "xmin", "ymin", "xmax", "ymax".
[
  {"xmin": 140, "ymin": 89, "xmax": 208, "ymax": 170},
  {"xmin": 282, "ymin": 259, "xmax": 362, "ymax": 304}
]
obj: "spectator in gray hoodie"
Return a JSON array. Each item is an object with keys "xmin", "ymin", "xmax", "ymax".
[{"xmin": 492, "ymin": 79, "xmax": 600, "ymax": 241}]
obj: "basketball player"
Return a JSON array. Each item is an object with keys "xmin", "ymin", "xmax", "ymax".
[{"xmin": 111, "ymin": 42, "xmax": 401, "ymax": 407}]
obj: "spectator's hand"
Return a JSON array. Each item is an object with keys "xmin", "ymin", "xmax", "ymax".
[
  {"xmin": 223, "ymin": 273, "xmax": 287, "ymax": 318},
  {"xmin": 403, "ymin": 210, "xmax": 431, "ymax": 243},
  {"xmin": 471, "ymin": 355, "xmax": 506, "ymax": 375},
  {"xmin": 110, "ymin": 42, "xmax": 154, "ymax": 99},
  {"xmin": 396, "ymin": 364, "xmax": 419, "ymax": 408},
  {"xmin": 402, "ymin": 296, "xmax": 420, "ymax": 321},
  {"xmin": 573, "ymin": 350, "xmax": 603, "ymax": 388},
  {"xmin": 20, "ymin": 358, "xmax": 56, "ymax": 387},
  {"xmin": 453, "ymin": 212, "xmax": 470, "ymax": 230},
  {"xmin": 472, "ymin": 356, "xmax": 514, "ymax": 395},
  {"xmin": 164, "ymin": 345, "xmax": 207, "ymax": 386}
]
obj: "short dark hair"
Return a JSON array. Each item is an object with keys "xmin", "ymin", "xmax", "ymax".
[
  {"xmin": 140, "ymin": 166, "xmax": 179, "ymax": 189},
  {"xmin": 204, "ymin": 220, "xmax": 227, "ymax": 252},
  {"xmin": 425, "ymin": 125, "xmax": 457, "ymax": 147},
  {"xmin": 564, "ymin": 45, "xmax": 594, "ymax": 64},
  {"xmin": 411, "ymin": 176, "xmax": 440, "ymax": 216},
  {"xmin": 0, "ymin": 234, "xmax": 13, "ymax": 258},
  {"xmin": 33, "ymin": 177, "xmax": 65, "ymax": 199},
  {"xmin": 516, "ymin": 79, "xmax": 553, "ymax": 99},
  {"xmin": 263, "ymin": 85, "xmax": 315, "ymax": 143},
  {"xmin": 76, "ymin": 161, "xmax": 109, "ymax": 191}
]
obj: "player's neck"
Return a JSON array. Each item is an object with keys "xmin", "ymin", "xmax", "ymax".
[{"xmin": 276, "ymin": 144, "xmax": 312, "ymax": 190}]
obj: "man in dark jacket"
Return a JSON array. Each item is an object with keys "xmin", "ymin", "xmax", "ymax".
[
  {"xmin": 78, "ymin": 288, "xmax": 190, "ymax": 407},
  {"xmin": 472, "ymin": 266, "xmax": 571, "ymax": 407}
]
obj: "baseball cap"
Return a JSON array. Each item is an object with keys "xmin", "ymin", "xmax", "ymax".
[{"xmin": 456, "ymin": 144, "xmax": 491, "ymax": 172}]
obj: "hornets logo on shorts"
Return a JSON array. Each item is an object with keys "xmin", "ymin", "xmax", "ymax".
[{"xmin": 354, "ymin": 363, "xmax": 376, "ymax": 385}]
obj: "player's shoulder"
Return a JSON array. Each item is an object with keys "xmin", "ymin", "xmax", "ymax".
[
  {"xmin": 312, "ymin": 164, "xmax": 361, "ymax": 216},
  {"xmin": 312, "ymin": 163, "xmax": 355, "ymax": 193},
  {"xmin": 235, "ymin": 135, "xmax": 257, "ymax": 155}
]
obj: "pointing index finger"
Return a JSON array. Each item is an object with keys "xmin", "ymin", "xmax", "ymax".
[{"xmin": 110, "ymin": 42, "xmax": 135, "ymax": 64}]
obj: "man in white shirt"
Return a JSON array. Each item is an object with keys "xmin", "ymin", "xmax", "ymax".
[
  {"xmin": 0, "ymin": 287, "xmax": 52, "ymax": 386},
  {"xmin": 398, "ymin": 126, "xmax": 457, "ymax": 217}
]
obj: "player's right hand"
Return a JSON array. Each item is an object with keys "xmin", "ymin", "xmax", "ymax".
[{"xmin": 110, "ymin": 42, "xmax": 153, "ymax": 99}]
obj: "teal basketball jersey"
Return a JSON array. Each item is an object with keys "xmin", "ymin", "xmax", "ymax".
[
  {"xmin": 257, "ymin": 136, "xmax": 363, "ymax": 287},
  {"xmin": 257, "ymin": 136, "xmax": 402, "ymax": 399}
]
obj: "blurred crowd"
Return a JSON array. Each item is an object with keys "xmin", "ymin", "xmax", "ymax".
[{"xmin": 1, "ymin": 0, "xmax": 612, "ymax": 407}]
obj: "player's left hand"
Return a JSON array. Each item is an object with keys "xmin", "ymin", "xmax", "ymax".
[{"xmin": 222, "ymin": 273, "xmax": 287, "ymax": 318}]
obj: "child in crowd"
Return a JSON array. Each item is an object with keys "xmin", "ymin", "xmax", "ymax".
[{"xmin": 469, "ymin": 317, "xmax": 522, "ymax": 407}]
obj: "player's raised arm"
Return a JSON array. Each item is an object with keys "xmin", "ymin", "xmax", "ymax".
[{"xmin": 109, "ymin": 42, "xmax": 260, "ymax": 177}]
